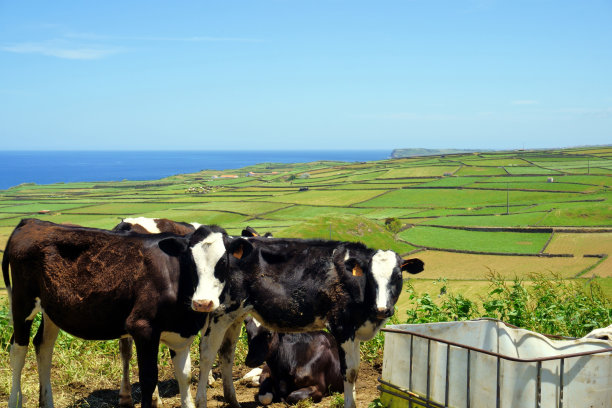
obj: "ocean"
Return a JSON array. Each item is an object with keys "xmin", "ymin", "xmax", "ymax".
[{"xmin": 0, "ymin": 150, "xmax": 391, "ymax": 190}]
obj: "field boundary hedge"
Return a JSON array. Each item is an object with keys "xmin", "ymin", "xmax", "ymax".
[
  {"xmin": 540, "ymin": 232, "xmax": 555, "ymax": 254},
  {"xmin": 415, "ymin": 225, "xmax": 612, "ymax": 233},
  {"xmin": 400, "ymin": 241, "xmax": 574, "ymax": 257}
]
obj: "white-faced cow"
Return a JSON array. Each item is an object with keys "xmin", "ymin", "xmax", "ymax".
[
  {"xmin": 112, "ymin": 217, "xmax": 240, "ymax": 408},
  {"xmin": 113, "ymin": 216, "xmax": 202, "ymax": 236},
  {"xmin": 3, "ymin": 219, "xmax": 228, "ymax": 408},
  {"xmin": 190, "ymin": 236, "xmax": 424, "ymax": 408},
  {"xmin": 244, "ymin": 315, "xmax": 343, "ymax": 404}
]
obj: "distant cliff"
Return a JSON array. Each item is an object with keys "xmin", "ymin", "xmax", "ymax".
[{"xmin": 391, "ymin": 148, "xmax": 485, "ymax": 158}]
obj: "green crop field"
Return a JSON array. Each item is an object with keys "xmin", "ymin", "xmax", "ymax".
[{"xmin": 399, "ymin": 225, "xmax": 550, "ymax": 254}]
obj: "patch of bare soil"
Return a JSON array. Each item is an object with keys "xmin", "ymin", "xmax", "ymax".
[{"xmin": 64, "ymin": 362, "xmax": 382, "ymax": 408}]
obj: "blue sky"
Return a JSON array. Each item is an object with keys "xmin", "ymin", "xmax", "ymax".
[{"xmin": 1, "ymin": 0, "xmax": 610, "ymax": 151}]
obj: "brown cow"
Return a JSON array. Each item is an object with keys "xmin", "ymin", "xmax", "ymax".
[{"xmin": 4, "ymin": 219, "xmax": 228, "ymax": 408}]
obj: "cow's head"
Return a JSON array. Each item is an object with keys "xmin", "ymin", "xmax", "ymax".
[
  {"xmin": 159, "ymin": 225, "xmax": 228, "ymax": 313},
  {"xmin": 334, "ymin": 245, "xmax": 424, "ymax": 320},
  {"xmin": 244, "ymin": 316, "xmax": 276, "ymax": 368}
]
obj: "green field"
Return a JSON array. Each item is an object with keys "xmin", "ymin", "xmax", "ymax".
[{"xmin": 1, "ymin": 146, "xmax": 611, "ymax": 300}]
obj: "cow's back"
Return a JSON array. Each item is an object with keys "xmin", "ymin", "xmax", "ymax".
[{"xmin": 6, "ymin": 219, "xmax": 177, "ymax": 340}]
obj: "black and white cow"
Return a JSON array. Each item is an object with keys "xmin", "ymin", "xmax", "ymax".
[
  {"xmin": 244, "ymin": 315, "xmax": 343, "ymax": 404},
  {"xmin": 192, "ymin": 236, "xmax": 424, "ymax": 408},
  {"xmin": 113, "ymin": 216, "xmax": 202, "ymax": 236},
  {"xmin": 3, "ymin": 219, "xmax": 229, "ymax": 408},
  {"xmin": 111, "ymin": 217, "xmax": 241, "ymax": 408}
]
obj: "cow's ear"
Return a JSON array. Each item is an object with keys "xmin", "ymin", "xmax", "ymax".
[
  {"xmin": 241, "ymin": 227, "xmax": 259, "ymax": 237},
  {"xmin": 401, "ymin": 258, "xmax": 424, "ymax": 274},
  {"xmin": 260, "ymin": 249, "xmax": 289, "ymax": 264},
  {"xmin": 158, "ymin": 236, "xmax": 190, "ymax": 257},
  {"xmin": 338, "ymin": 256, "xmax": 366, "ymax": 302},
  {"xmin": 225, "ymin": 237, "xmax": 253, "ymax": 260}
]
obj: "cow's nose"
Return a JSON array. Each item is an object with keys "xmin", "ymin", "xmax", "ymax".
[
  {"xmin": 376, "ymin": 307, "xmax": 393, "ymax": 319},
  {"xmin": 192, "ymin": 299, "xmax": 214, "ymax": 312}
]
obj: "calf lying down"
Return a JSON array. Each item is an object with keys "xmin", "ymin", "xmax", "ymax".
[{"xmin": 244, "ymin": 316, "xmax": 343, "ymax": 404}]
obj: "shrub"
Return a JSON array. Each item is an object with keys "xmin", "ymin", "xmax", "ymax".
[
  {"xmin": 482, "ymin": 272, "xmax": 612, "ymax": 337},
  {"xmin": 384, "ymin": 217, "xmax": 402, "ymax": 234},
  {"xmin": 329, "ymin": 392, "xmax": 345, "ymax": 408}
]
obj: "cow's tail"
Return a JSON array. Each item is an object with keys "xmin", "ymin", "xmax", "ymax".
[{"xmin": 2, "ymin": 235, "xmax": 13, "ymax": 324}]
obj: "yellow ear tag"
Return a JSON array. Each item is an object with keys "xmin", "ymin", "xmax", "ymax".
[
  {"xmin": 233, "ymin": 246, "xmax": 244, "ymax": 259},
  {"xmin": 352, "ymin": 265, "xmax": 363, "ymax": 277}
]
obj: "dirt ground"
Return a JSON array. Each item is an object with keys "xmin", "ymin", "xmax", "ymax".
[{"xmin": 61, "ymin": 362, "xmax": 383, "ymax": 408}]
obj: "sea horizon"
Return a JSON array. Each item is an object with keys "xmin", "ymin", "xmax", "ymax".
[{"xmin": 0, "ymin": 150, "xmax": 391, "ymax": 190}]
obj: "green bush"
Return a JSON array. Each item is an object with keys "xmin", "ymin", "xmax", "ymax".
[
  {"xmin": 402, "ymin": 273, "xmax": 612, "ymax": 338},
  {"xmin": 384, "ymin": 217, "xmax": 403, "ymax": 234},
  {"xmin": 482, "ymin": 273, "xmax": 612, "ymax": 337}
]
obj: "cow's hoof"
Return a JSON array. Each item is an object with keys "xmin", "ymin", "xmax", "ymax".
[
  {"xmin": 258, "ymin": 393, "xmax": 273, "ymax": 405},
  {"xmin": 118, "ymin": 394, "xmax": 134, "ymax": 407}
]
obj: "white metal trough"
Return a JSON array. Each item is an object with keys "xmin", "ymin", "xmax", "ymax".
[{"xmin": 379, "ymin": 319, "xmax": 612, "ymax": 408}]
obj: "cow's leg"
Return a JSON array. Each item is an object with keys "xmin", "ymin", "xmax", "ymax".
[
  {"xmin": 170, "ymin": 347, "xmax": 195, "ymax": 408},
  {"xmin": 339, "ymin": 339, "xmax": 360, "ymax": 408},
  {"xmin": 132, "ymin": 331, "xmax": 161, "ymax": 408},
  {"xmin": 9, "ymin": 299, "xmax": 37, "ymax": 408},
  {"xmin": 287, "ymin": 364, "xmax": 327, "ymax": 404},
  {"xmin": 287, "ymin": 385, "xmax": 324, "ymax": 404},
  {"xmin": 195, "ymin": 315, "xmax": 241, "ymax": 408},
  {"xmin": 256, "ymin": 364, "xmax": 274, "ymax": 405},
  {"xmin": 218, "ymin": 320, "xmax": 243, "ymax": 408},
  {"xmin": 118, "ymin": 337, "xmax": 134, "ymax": 407},
  {"xmin": 33, "ymin": 313, "xmax": 60, "ymax": 408},
  {"xmin": 9, "ymin": 337, "xmax": 29, "ymax": 408}
]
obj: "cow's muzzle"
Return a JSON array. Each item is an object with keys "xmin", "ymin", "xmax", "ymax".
[
  {"xmin": 376, "ymin": 307, "xmax": 394, "ymax": 319},
  {"xmin": 192, "ymin": 299, "xmax": 215, "ymax": 313}
]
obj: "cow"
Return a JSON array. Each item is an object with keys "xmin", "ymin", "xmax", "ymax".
[
  {"xmin": 3, "ymin": 218, "xmax": 229, "ymax": 408},
  {"xmin": 111, "ymin": 217, "xmax": 240, "ymax": 408},
  {"xmin": 190, "ymin": 236, "xmax": 424, "ymax": 408},
  {"xmin": 244, "ymin": 315, "xmax": 343, "ymax": 404},
  {"xmin": 113, "ymin": 216, "xmax": 202, "ymax": 236}
]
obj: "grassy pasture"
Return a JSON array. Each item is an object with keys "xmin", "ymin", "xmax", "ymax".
[
  {"xmin": 345, "ymin": 170, "xmax": 390, "ymax": 181},
  {"xmin": 409, "ymin": 250, "xmax": 596, "ymax": 279},
  {"xmin": 471, "ymin": 181, "xmax": 601, "ymax": 193},
  {"xmin": 276, "ymin": 215, "xmax": 416, "ymax": 254},
  {"xmin": 418, "ymin": 176, "xmax": 483, "ymax": 187},
  {"xmin": 505, "ymin": 166, "xmax": 561, "ymax": 175},
  {"xmin": 61, "ymin": 202, "xmax": 186, "ymax": 215},
  {"xmin": 546, "ymin": 233, "xmax": 612, "ymax": 255},
  {"xmin": 253, "ymin": 188, "xmax": 387, "ymax": 206},
  {"xmin": 536, "ymin": 200, "xmax": 612, "ymax": 226},
  {"xmin": 458, "ymin": 158, "xmax": 529, "ymax": 167},
  {"xmin": 399, "ymin": 225, "xmax": 550, "ymax": 254},
  {"xmin": 0, "ymin": 202, "xmax": 94, "ymax": 213},
  {"xmin": 357, "ymin": 188, "xmax": 582, "ymax": 209},
  {"xmin": 141, "ymin": 210, "xmax": 247, "ymax": 228},
  {"xmin": 177, "ymin": 201, "xmax": 290, "ymax": 215},
  {"xmin": 419, "ymin": 211, "xmax": 549, "ymax": 227},
  {"xmin": 264, "ymin": 204, "xmax": 374, "ymax": 220},
  {"xmin": 455, "ymin": 166, "xmax": 508, "ymax": 176},
  {"xmin": 380, "ymin": 166, "xmax": 461, "ymax": 178}
]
